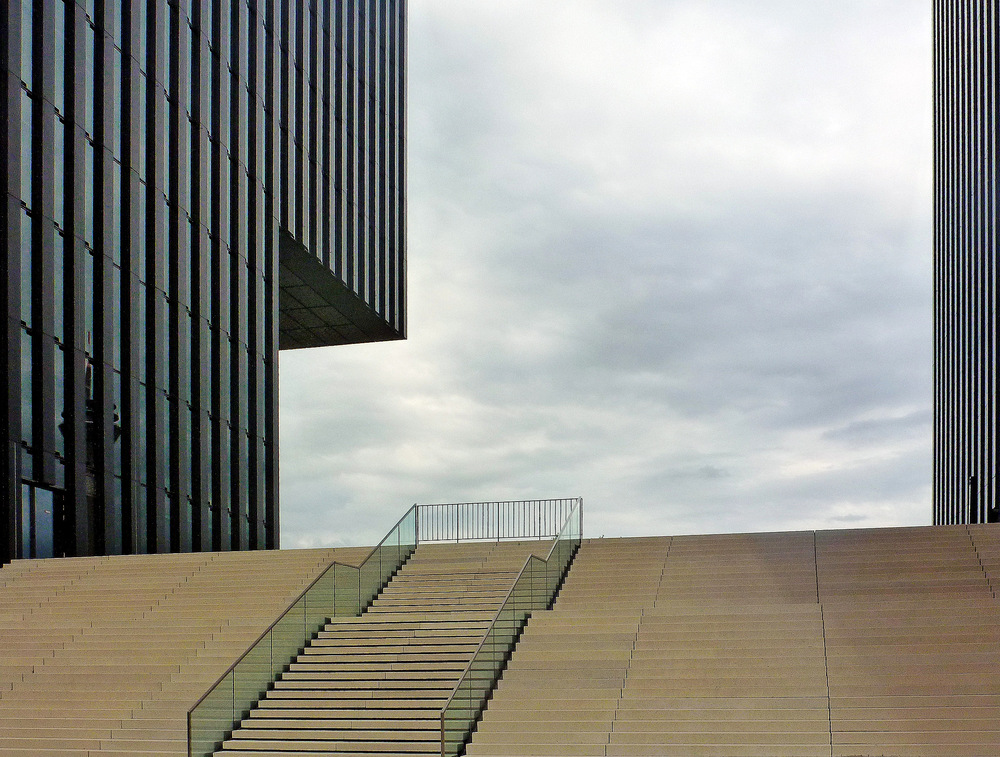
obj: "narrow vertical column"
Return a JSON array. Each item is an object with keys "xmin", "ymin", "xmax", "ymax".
[
  {"xmin": 375, "ymin": 0, "xmax": 386, "ymax": 320},
  {"xmin": 305, "ymin": 0, "xmax": 318, "ymax": 257},
  {"xmin": 396, "ymin": 0, "xmax": 406, "ymax": 337},
  {"xmin": 190, "ymin": 0, "xmax": 213, "ymax": 551},
  {"xmin": 355, "ymin": 0, "xmax": 366, "ymax": 304},
  {"xmin": 319, "ymin": 0, "xmax": 331, "ymax": 269},
  {"xmin": 146, "ymin": 0, "xmax": 169, "ymax": 551},
  {"xmin": 168, "ymin": 0, "xmax": 194, "ymax": 552},
  {"xmin": 62, "ymin": 0, "xmax": 91, "ymax": 556},
  {"xmin": 227, "ymin": 0, "xmax": 245, "ymax": 551},
  {"xmin": 332, "ymin": 0, "xmax": 345, "ymax": 280},
  {"xmin": 0, "ymin": 0, "xmax": 24, "ymax": 564},
  {"xmin": 262, "ymin": 0, "xmax": 279, "ymax": 549},
  {"xmin": 291, "ymin": 0, "xmax": 304, "ymax": 244},
  {"xmin": 32, "ymin": 0, "xmax": 57, "ymax": 500},
  {"xmin": 246, "ymin": 0, "xmax": 265, "ymax": 549},
  {"xmin": 344, "ymin": 0, "xmax": 356, "ymax": 291},
  {"xmin": 93, "ymin": 0, "xmax": 123, "ymax": 555},
  {"xmin": 118, "ymin": 0, "xmax": 136, "ymax": 554},
  {"xmin": 365, "ymin": 0, "xmax": 377, "ymax": 313}
]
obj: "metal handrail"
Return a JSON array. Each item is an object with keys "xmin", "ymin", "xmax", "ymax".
[
  {"xmin": 185, "ymin": 498, "xmax": 583, "ymax": 757},
  {"xmin": 362, "ymin": 503, "xmax": 422, "ymax": 565},
  {"xmin": 189, "ymin": 503, "xmax": 418, "ymax": 712},
  {"xmin": 415, "ymin": 498, "xmax": 579, "ymax": 542},
  {"xmin": 187, "ymin": 557, "xmax": 347, "ymax": 717},
  {"xmin": 186, "ymin": 504, "xmax": 418, "ymax": 757},
  {"xmin": 437, "ymin": 499, "xmax": 582, "ymax": 757}
]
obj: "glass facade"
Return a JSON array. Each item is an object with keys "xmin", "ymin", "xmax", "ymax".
[
  {"xmin": 1, "ymin": 0, "xmax": 406, "ymax": 562},
  {"xmin": 933, "ymin": 0, "xmax": 998, "ymax": 524}
]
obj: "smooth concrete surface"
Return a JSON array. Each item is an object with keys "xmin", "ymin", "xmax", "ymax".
[{"xmin": 468, "ymin": 525, "xmax": 1000, "ymax": 757}]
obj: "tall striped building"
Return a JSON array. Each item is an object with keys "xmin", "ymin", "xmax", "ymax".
[
  {"xmin": 1, "ymin": 0, "xmax": 406, "ymax": 562},
  {"xmin": 934, "ymin": 0, "xmax": 998, "ymax": 524}
]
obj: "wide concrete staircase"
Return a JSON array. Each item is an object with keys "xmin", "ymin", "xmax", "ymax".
[
  {"xmin": 216, "ymin": 540, "xmax": 547, "ymax": 756},
  {"xmin": 3, "ymin": 524, "xmax": 999, "ymax": 757},
  {"xmin": 468, "ymin": 525, "xmax": 1000, "ymax": 757},
  {"xmin": 0, "ymin": 547, "xmax": 367, "ymax": 756}
]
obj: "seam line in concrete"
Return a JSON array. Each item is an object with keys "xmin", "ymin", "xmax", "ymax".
[
  {"xmin": 605, "ymin": 613, "xmax": 640, "ymax": 757},
  {"xmin": 813, "ymin": 530, "xmax": 820, "ymax": 605},
  {"xmin": 966, "ymin": 525, "xmax": 995, "ymax": 599},
  {"xmin": 820, "ymin": 601, "xmax": 833, "ymax": 757},
  {"xmin": 652, "ymin": 535, "xmax": 671, "ymax": 611}
]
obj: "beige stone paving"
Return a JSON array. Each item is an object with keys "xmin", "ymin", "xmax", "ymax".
[
  {"xmin": 468, "ymin": 525, "xmax": 1000, "ymax": 757},
  {"xmin": 0, "ymin": 547, "xmax": 362, "ymax": 756},
  {"xmin": 3, "ymin": 525, "xmax": 1000, "ymax": 757}
]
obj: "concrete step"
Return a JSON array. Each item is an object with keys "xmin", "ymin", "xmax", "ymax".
[
  {"xmin": 466, "ymin": 526, "xmax": 1000, "ymax": 757},
  {"xmin": 218, "ymin": 539, "xmax": 550, "ymax": 756}
]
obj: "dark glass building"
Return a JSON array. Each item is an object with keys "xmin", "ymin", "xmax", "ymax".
[
  {"xmin": 933, "ymin": 0, "xmax": 997, "ymax": 524},
  {"xmin": 2, "ymin": 0, "xmax": 406, "ymax": 562}
]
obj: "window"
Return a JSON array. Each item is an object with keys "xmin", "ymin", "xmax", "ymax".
[
  {"xmin": 53, "ymin": 232, "xmax": 65, "ymax": 342},
  {"xmin": 21, "ymin": 485, "xmax": 56, "ymax": 559},
  {"xmin": 20, "ymin": 0, "xmax": 32, "ymax": 86},
  {"xmin": 20, "ymin": 329, "xmax": 33, "ymax": 447},
  {"xmin": 85, "ymin": 25, "xmax": 96, "ymax": 137},
  {"xmin": 20, "ymin": 89, "xmax": 32, "ymax": 207},
  {"xmin": 54, "ymin": 344, "xmax": 65, "ymax": 456},
  {"xmin": 54, "ymin": 1, "xmax": 66, "ymax": 115},
  {"xmin": 85, "ymin": 142, "xmax": 95, "ymax": 245},
  {"xmin": 20, "ymin": 211, "xmax": 32, "ymax": 328},
  {"xmin": 84, "ymin": 250, "xmax": 94, "ymax": 344},
  {"xmin": 54, "ymin": 122, "xmax": 65, "ymax": 228}
]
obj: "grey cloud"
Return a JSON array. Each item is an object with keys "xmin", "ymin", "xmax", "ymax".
[
  {"xmin": 278, "ymin": 0, "xmax": 933, "ymax": 547},
  {"xmin": 823, "ymin": 409, "xmax": 933, "ymax": 445}
]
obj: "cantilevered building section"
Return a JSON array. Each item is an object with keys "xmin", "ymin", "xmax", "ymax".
[
  {"xmin": 934, "ymin": 0, "xmax": 998, "ymax": 524},
  {"xmin": 1, "ymin": 0, "xmax": 406, "ymax": 562}
]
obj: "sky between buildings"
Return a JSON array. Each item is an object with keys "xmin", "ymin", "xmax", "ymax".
[{"xmin": 278, "ymin": 0, "xmax": 933, "ymax": 548}]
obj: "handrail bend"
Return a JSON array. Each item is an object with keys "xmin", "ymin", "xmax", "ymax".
[
  {"xmin": 438, "ymin": 499, "xmax": 582, "ymax": 757},
  {"xmin": 186, "ymin": 504, "xmax": 418, "ymax": 757}
]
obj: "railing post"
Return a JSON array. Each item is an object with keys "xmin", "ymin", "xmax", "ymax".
[{"xmin": 413, "ymin": 498, "xmax": 583, "ymax": 543}]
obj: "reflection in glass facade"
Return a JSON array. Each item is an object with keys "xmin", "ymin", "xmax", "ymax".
[
  {"xmin": 933, "ymin": 1, "xmax": 997, "ymax": 524},
  {"xmin": 2, "ymin": 0, "xmax": 406, "ymax": 561}
]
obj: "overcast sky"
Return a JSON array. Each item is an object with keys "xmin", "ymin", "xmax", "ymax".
[{"xmin": 278, "ymin": 0, "xmax": 933, "ymax": 548}]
